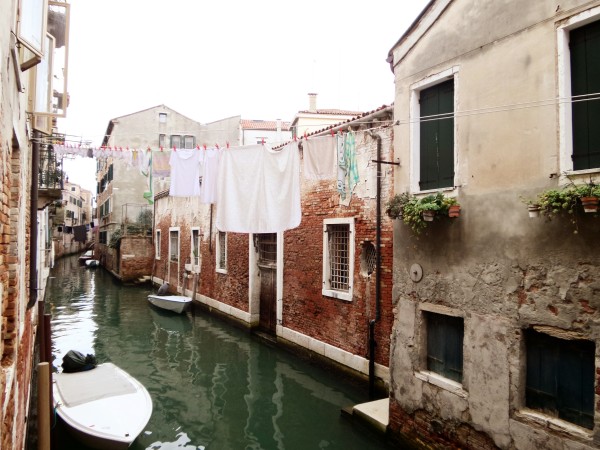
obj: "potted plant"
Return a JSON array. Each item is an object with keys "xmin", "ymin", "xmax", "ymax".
[
  {"xmin": 400, "ymin": 192, "xmax": 461, "ymax": 234},
  {"xmin": 385, "ymin": 192, "xmax": 411, "ymax": 220},
  {"xmin": 574, "ymin": 181, "xmax": 600, "ymax": 213}
]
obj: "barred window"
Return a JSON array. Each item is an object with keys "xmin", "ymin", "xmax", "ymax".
[
  {"xmin": 216, "ymin": 231, "xmax": 227, "ymax": 273},
  {"xmin": 257, "ymin": 233, "xmax": 277, "ymax": 266},
  {"xmin": 322, "ymin": 218, "xmax": 354, "ymax": 301},
  {"xmin": 155, "ymin": 229, "xmax": 161, "ymax": 259},
  {"xmin": 169, "ymin": 229, "xmax": 179, "ymax": 262}
]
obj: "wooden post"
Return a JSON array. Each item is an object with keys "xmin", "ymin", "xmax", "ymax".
[{"xmin": 38, "ymin": 362, "xmax": 51, "ymax": 450}]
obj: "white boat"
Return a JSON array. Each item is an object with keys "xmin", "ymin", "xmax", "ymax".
[
  {"xmin": 85, "ymin": 259, "xmax": 100, "ymax": 268},
  {"xmin": 53, "ymin": 363, "xmax": 153, "ymax": 450},
  {"xmin": 147, "ymin": 294, "xmax": 192, "ymax": 314},
  {"xmin": 78, "ymin": 250, "xmax": 94, "ymax": 265}
]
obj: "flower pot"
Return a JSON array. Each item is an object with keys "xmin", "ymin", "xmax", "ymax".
[
  {"xmin": 581, "ymin": 196, "xmax": 598, "ymax": 213},
  {"xmin": 528, "ymin": 204, "xmax": 541, "ymax": 218},
  {"xmin": 448, "ymin": 204, "xmax": 461, "ymax": 218},
  {"xmin": 422, "ymin": 210, "xmax": 435, "ymax": 222}
]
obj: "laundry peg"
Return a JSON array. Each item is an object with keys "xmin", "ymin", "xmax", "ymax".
[
  {"xmin": 216, "ymin": 143, "xmax": 220, "ymax": 149},
  {"xmin": 226, "ymin": 141, "xmax": 229, "ymax": 149}
]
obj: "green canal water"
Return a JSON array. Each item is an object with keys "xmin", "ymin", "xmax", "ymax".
[{"xmin": 46, "ymin": 255, "xmax": 396, "ymax": 449}]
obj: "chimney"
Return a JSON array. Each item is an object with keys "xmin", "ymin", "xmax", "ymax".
[{"xmin": 308, "ymin": 93, "xmax": 317, "ymax": 113}]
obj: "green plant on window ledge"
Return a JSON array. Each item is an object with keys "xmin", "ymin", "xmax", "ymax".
[
  {"xmin": 522, "ymin": 179, "xmax": 600, "ymax": 232},
  {"xmin": 386, "ymin": 192, "xmax": 460, "ymax": 234}
]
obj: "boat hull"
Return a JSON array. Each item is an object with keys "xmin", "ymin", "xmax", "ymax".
[
  {"xmin": 147, "ymin": 294, "xmax": 192, "ymax": 314},
  {"xmin": 54, "ymin": 363, "xmax": 152, "ymax": 450}
]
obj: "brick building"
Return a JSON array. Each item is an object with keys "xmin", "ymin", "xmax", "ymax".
[{"xmin": 153, "ymin": 105, "xmax": 396, "ymax": 386}]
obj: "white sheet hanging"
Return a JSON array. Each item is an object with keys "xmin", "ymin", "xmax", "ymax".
[
  {"xmin": 200, "ymin": 147, "xmax": 221, "ymax": 204},
  {"xmin": 216, "ymin": 142, "xmax": 301, "ymax": 233},
  {"xmin": 303, "ymin": 135, "xmax": 336, "ymax": 180},
  {"xmin": 169, "ymin": 148, "xmax": 202, "ymax": 197}
]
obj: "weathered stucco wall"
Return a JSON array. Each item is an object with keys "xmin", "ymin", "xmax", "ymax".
[{"xmin": 389, "ymin": 1, "xmax": 600, "ymax": 449}]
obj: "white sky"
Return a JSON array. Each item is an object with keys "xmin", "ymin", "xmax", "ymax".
[{"xmin": 59, "ymin": 0, "xmax": 430, "ymax": 193}]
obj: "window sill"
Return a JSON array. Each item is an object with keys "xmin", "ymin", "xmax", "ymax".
[
  {"xmin": 216, "ymin": 268, "xmax": 227, "ymax": 275},
  {"xmin": 515, "ymin": 409, "xmax": 593, "ymax": 441},
  {"xmin": 415, "ymin": 371, "xmax": 467, "ymax": 398},
  {"xmin": 322, "ymin": 288, "xmax": 352, "ymax": 302}
]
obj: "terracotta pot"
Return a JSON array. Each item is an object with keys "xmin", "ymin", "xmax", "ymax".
[
  {"xmin": 448, "ymin": 204, "xmax": 461, "ymax": 218},
  {"xmin": 422, "ymin": 210, "xmax": 435, "ymax": 222},
  {"xmin": 528, "ymin": 204, "xmax": 541, "ymax": 218},
  {"xmin": 581, "ymin": 196, "xmax": 598, "ymax": 213}
]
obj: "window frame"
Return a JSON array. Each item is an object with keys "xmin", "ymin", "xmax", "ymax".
[
  {"xmin": 524, "ymin": 328, "xmax": 595, "ymax": 430},
  {"xmin": 170, "ymin": 135, "xmax": 181, "ymax": 149},
  {"xmin": 159, "ymin": 112, "xmax": 167, "ymax": 123},
  {"xmin": 168, "ymin": 227, "xmax": 179, "ymax": 263},
  {"xmin": 424, "ymin": 311, "xmax": 464, "ymax": 384},
  {"xmin": 557, "ymin": 7, "xmax": 600, "ymax": 176},
  {"xmin": 191, "ymin": 227, "xmax": 201, "ymax": 266},
  {"xmin": 409, "ymin": 67, "xmax": 459, "ymax": 194},
  {"xmin": 216, "ymin": 230, "xmax": 227, "ymax": 274},
  {"xmin": 322, "ymin": 217, "xmax": 355, "ymax": 302},
  {"xmin": 155, "ymin": 229, "xmax": 161, "ymax": 260}
]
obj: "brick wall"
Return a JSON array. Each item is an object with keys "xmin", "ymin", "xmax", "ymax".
[{"xmin": 120, "ymin": 236, "xmax": 154, "ymax": 282}]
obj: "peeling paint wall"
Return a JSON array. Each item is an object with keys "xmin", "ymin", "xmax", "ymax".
[{"xmin": 389, "ymin": 0, "xmax": 600, "ymax": 449}]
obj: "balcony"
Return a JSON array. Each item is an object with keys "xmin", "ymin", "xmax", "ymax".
[{"xmin": 38, "ymin": 142, "xmax": 64, "ymax": 208}]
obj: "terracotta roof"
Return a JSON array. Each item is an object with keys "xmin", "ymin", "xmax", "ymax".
[
  {"xmin": 296, "ymin": 108, "xmax": 364, "ymax": 116},
  {"xmin": 306, "ymin": 104, "xmax": 392, "ymax": 137},
  {"xmin": 241, "ymin": 119, "xmax": 291, "ymax": 131}
]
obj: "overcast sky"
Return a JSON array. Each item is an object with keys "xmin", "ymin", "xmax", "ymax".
[{"xmin": 60, "ymin": 0, "xmax": 430, "ymax": 193}]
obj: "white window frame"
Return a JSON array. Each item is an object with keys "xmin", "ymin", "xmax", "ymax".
[
  {"xmin": 155, "ymin": 229, "xmax": 161, "ymax": 260},
  {"xmin": 159, "ymin": 112, "xmax": 167, "ymax": 123},
  {"xmin": 216, "ymin": 230, "xmax": 227, "ymax": 274},
  {"xmin": 322, "ymin": 217, "xmax": 355, "ymax": 302},
  {"xmin": 557, "ymin": 6, "xmax": 600, "ymax": 177},
  {"xmin": 409, "ymin": 66, "xmax": 459, "ymax": 194},
  {"xmin": 169, "ymin": 227, "xmax": 179, "ymax": 262},
  {"xmin": 191, "ymin": 227, "xmax": 201, "ymax": 266}
]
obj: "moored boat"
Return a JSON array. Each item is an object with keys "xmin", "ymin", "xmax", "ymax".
[
  {"xmin": 53, "ymin": 362, "xmax": 153, "ymax": 450},
  {"xmin": 147, "ymin": 294, "xmax": 192, "ymax": 314}
]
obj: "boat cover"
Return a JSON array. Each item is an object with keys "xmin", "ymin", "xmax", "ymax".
[{"xmin": 55, "ymin": 363, "xmax": 137, "ymax": 407}]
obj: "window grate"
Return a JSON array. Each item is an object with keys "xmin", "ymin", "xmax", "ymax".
[
  {"xmin": 258, "ymin": 233, "xmax": 277, "ymax": 265},
  {"xmin": 328, "ymin": 224, "xmax": 350, "ymax": 291},
  {"xmin": 218, "ymin": 231, "xmax": 226, "ymax": 269}
]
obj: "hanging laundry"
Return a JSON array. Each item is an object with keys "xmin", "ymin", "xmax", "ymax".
[
  {"xmin": 345, "ymin": 131, "xmax": 359, "ymax": 193},
  {"xmin": 200, "ymin": 147, "xmax": 222, "ymax": 204},
  {"xmin": 303, "ymin": 135, "xmax": 336, "ymax": 180},
  {"xmin": 216, "ymin": 142, "xmax": 301, "ymax": 233},
  {"xmin": 141, "ymin": 151, "xmax": 153, "ymax": 205},
  {"xmin": 336, "ymin": 134, "xmax": 347, "ymax": 199},
  {"xmin": 169, "ymin": 148, "xmax": 202, "ymax": 197},
  {"xmin": 152, "ymin": 151, "xmax": 170, "ymax": 177},
  {"xmin": 73, "ymin": 225, "xmax": 87, "ymax": 243}
]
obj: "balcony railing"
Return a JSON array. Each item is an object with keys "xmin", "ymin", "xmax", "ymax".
[{"xmin": 39, "ymin": 143, "xmax": 64, "ymax": 191}]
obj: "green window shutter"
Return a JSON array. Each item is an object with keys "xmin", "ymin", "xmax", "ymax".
[
  {"xmin": 570, "ymin": 21, "xmax": 600, "ymax": 170},
  {"xmin": 426, "ymin": 312, "xmax": 463, "ymax": 383},
  {"xmin": 420, "ymin": 79, "xmax": 454, "ymax": 190},
  {"xmin": 108, "ymin": 164, "xmax": 113, "ymax": 181}
]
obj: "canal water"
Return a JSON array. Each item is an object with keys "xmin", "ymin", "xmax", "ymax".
[{"xmin": 46, "ymin": 255, "xmax": 395, "ymax": 450}]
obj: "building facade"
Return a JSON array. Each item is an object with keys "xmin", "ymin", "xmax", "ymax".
[
  {"xmin": 387, "ymin": 1, "xmax": 600, "ymax": 448},
  {"xmin": 0, "ymin": 0, "xmax": 69, "ymax": 448},
  {"xmin": 153, "ymin": 106, "xmax": 397, "ymax": 387}
]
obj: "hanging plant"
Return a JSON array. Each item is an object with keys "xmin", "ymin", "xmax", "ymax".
[{"xmin": 385, "ymin": 192, "xmax": 411, "ymax": 220}]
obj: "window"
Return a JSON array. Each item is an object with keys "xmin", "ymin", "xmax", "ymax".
[
  {"xmin": 216, "ymin": 231, "xmax": 227, "ymax": 273},
  {"xmin": 155, "ymin": 229, "xmax": 161, "ymax": 259},
  {"xmin": 99, "ymin": 231, "xmax": 107, "ymax": 245},
  {"xmin": 257, "ymin": 233, "xmax": 277, "ymax": 266},
  {"xmin": 558, "ymin": 10, "xmax": 600, "ymax": 173},
  {"xmin": 191, "ymin": 228, "xmax": 201, "ymax": 265},
  {"xmin": 159, "ymin": 112, "xmax": 167, "ymax": 123},
  {"xmin": 184, "ymin": 135, "xmax": 196, "ymax": 149},
  {"xmin": 419, "ymin": 79, "xmax": 455, "ymax": 190},
  {"xmin": 159, "ymin": 134, "xmax": 166, "ymax": 148},
  {"xmin": 169, "ymin": 228, "xmax": 179, "ymax": 262},
  {"xmin": 170, "ymin": 135, "xmax": 181, "ymax": 149},
  {"xmin": 426, "ymin": 312, "xmax": 464, "ymax": 383},
  {"xmin": 322, "ymin": 218, "xmax": 355, "ymax": 301},
  {"xmin": 570, "ymin": 20, "xmax": 600, "ymax": 171},
  {"xmin": 525, "ymin": 329, "xmax": 594, "ymax": 429}
]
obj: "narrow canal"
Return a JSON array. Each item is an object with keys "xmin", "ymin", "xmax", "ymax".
[{"xmin": 46, "ymin": 255, "xmax": 395, "ymax": 450}]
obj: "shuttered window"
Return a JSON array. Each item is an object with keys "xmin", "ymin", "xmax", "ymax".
[
  {"xmin": 526, "ymin": 329, "xmax": 594, "ymax": 429},
  {"xmin": 420, "ymin": 79, "xmax": 454, "ymax": 190},
  {"xmin": 570, "ymin": 20, "xmax": 600, "ymax": 170},
  {"xmin": 426, "ymin": 312, "xmax": 463, "ymax": 383}
]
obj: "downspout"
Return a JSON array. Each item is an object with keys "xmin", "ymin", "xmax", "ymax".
[
  {"xmin": 367, "ymin": 130, "xmax": 382, "ymax": 399},
  {"xmin": 27, "ymin": 131, "xmax": 40, "ymax": 310}
]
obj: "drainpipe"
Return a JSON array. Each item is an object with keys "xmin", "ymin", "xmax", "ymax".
[
  {"xmin": 367, "ymin": 130, "xmax": 382, "ymax": 399},
  {"xmin": 27, "ymin": 131, "xmax": 40, "ymax": 310}
]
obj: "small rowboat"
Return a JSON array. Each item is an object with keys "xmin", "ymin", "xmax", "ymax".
[
  {"xmin": 53, "ymin": 363, "xmax": 153, "ymax": 449},
  {"xmin": 147, "ymin": 294, "xmax": 192, "ymax": 314}
]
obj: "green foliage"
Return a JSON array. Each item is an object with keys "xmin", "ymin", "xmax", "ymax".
[
  {"xmin": 108, "ymin": 229, "xmax": 122, "ymax": 249},
  {"xmin": 387, "ymin": 192, "xmax": 460, "ymax": 234}
]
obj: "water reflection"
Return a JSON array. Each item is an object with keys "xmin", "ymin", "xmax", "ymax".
[{"xmin": 47, "ymin": 255, "xmax": 394, "ymax": 450}]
